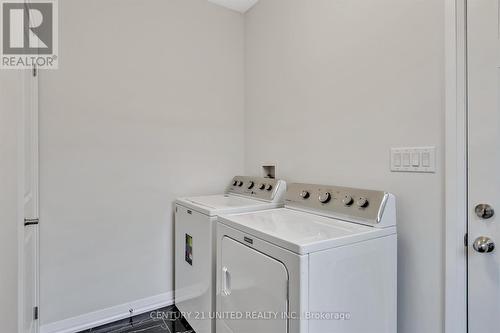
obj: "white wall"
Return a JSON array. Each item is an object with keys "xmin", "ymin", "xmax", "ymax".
[
  {"xmin": 0, "ymin": 72, "xmax": 22, "ymax": 333},
  {"xmin": 39, "ymin": 0, "xmax": 244, "ymax": 325},
  {"xmin": 244, "ymin": 1, "xmax": 444, "ymax": 333}
]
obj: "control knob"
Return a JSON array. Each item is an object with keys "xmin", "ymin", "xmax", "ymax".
[
  {"xmin": 319, "ymin": 192, "xmax": 331, "ymax": 204},
  {"xmin": 300, "ymin": 190, "xmax": 310, "ymax": 199},
  {"xmin": 232, "ymin": 180, "xmax": 238, "ymax": 186},
  {"xmin": 258, "ymin": 183, "xmax": 266, "ymax": 190},
  {"xmin": 357, "ymin": 197, "xmax": 369, "ymax": 208},
  {"xmin": 265, "ymin": 184, "xmax": 273, "ymax": 191},
  {"xmin": 237, "ymin": 181, "xmax": 243, "ymax": 187},
  {"xmin": 343, "ymin": 195, "xmax": 354, "ymax": 206}
]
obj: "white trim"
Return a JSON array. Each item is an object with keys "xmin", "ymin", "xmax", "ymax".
[
  {"xmin": 445, "ymin": 0, "xmax": 468, "ymax": 333},
  {"xmin": 19, "ymin": 65, "xmax": 41, "ymax": 333},
  {"xmin": 19, "ymin": 1, "xmax": 41, "ymax": 331},
  {"xmin": 39, "ymin": 292, "xmax": 174, "ymax": 333},
  {"xmin": 18, "ymin": 71, "xmax": 27, "ymax": 333}
]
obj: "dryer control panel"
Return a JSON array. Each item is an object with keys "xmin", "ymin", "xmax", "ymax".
[
  {"xmin": 285, "ymin": 183, "xmax": 396, "ymax": 228},
  {"xmin": 227, "ymin": 176, "xmax": 286, "ymax": 203}
]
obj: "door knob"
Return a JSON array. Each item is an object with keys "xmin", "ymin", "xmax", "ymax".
[
  {"xmin": 473, "ymin": 236, "xmax": 495, "ymax": 253},
  {"xmin": 475, "ymin": 204, "xmax": 494, "ymax": 219}
]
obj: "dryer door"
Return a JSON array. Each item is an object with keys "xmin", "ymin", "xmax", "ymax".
[{"xmin": 218, "ymin": 236, "xmax": 288, "ymax": 333}]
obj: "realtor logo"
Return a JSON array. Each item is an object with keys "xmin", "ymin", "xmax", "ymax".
[{"xmin": 1, "ymin": 0, "xmax": 58, "ymax": 69}]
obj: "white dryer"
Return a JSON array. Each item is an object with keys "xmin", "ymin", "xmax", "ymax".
[
  {"xmin": 175, "ymin": 176, "xmax": 286, "ymax": 333},
  {"xmin": 216, "ymin": 183, "xmax": 397, "ymax": 333}
]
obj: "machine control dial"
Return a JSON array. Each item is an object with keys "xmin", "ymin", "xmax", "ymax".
[
  {"xmin": 319, "ymin": 192, "xmax": 332, "ymax": 204},
  {"xmin": 265, "ymin": 184, "xmax": 273, "ymax": 191},
  {"xmin": 237, "ymin": 181, "xmax": 243, "ymax": 187},
  {"xmin": 357, "ymin": 197, "xmax": 369, "ymax": 208},
  {"xmin": 258, "ymin": 183, "xmax": 266, "ymax": 190},
  {"xmin": 300, "ymin": 190, "xmax": 310, "ymax": 199},
  {"xmin": 232, "ymin": 180, "xmax": 238, "ymax": 186},
  {"xmin": 247, "ymin": 181, "xmax": 255, "ymax": 189},
  {"xmin": 343, "ymin": 195, "xmax": 354, "ymax": 206}
]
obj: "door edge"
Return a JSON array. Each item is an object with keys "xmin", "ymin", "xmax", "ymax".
[{"xmin": 445, "ymin": 0, "xmax": 468, "ymax": 332}]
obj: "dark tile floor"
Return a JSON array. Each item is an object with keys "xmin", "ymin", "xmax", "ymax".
[{"xmin": 78, "ymin": 305, "xmax": 194, "ymax": 333}]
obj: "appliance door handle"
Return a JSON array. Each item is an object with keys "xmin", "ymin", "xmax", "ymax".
[{"xmin": 222, "ymin": 266, "xmax": 231, "ymax": 296}]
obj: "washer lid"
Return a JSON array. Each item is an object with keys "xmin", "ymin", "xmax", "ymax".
[
  {"xmin": 176, "ymin": 194, "xmax": 281, "ymax": 216},
  {"xmin": 218, "ymin": 208, "xmax": 396, "ymax": 255}
]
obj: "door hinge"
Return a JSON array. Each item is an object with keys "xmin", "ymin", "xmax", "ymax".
[
  {"xmin": 33, "ymin": 306, "xmax": 39, "ymax": 320},
  {"xmin": 464, "ymin": 233, "xmax": 468, "ymax": 247},
  {"xmin": 24, "ymin": 218, "xmax": 39, "ymax": 226}
]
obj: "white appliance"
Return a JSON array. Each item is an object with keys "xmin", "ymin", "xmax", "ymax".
[
  {"xmin": 216, "ymin": 183, "xmax": 397, "ymax": 333},
  {"xmin": 175, "ymin": 176, "xmax": 287, "ymax": 333}
]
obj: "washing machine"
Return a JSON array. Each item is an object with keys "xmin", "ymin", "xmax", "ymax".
[
  {"xmin": 174, "ymin": 176, "xmax": 286, "ymax": 333},
  {"xmin": 216, "ymin": 182, "xmax": 397, "ymax": 333}
]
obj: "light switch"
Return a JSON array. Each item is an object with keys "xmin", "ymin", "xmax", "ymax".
[
  {"xmin": 394, "ymin": 153, "xmax": 401, "ymax": 167},
  {"xmin": 422, "ymin": 152, "xmax": 430, "ymax": 167},
  {"xmin": 402, "ymin": 152, "xmax": 410, "ymax": 167},
  {"xmin": 411, "ymin": 152, "xmax": 420, "ymax": 167},
  {"xmin": 391, "ymin": 147, "xmax": 436, "ymax": 173}
]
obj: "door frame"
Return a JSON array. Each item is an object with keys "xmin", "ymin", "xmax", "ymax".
[
  {"xmin": 17, "ymin": 71, "xmax": 25, "ymax": 333},
  {"xmin": 18, "ymin": 67, "xmax": 40, "ymax": 333},
  {"xmin": 18, "ymin": 1, "xmax": 40, "ymax": 331},
  {"xmin": 445, "ymin": 0, "xmax": 468, "ymax": 332}
]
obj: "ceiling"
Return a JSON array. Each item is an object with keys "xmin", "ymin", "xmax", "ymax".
[{"xmin": 207, "ymin": 0, "xmax": 259, "ymax": 13}]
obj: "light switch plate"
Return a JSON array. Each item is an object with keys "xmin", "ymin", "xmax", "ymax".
[{"xmin": 391, "ymin": 147, "xmax": 436, "ymax": 173}]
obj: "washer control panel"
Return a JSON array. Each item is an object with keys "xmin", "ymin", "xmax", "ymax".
[
  {"xmin": 227, "ymin": 176, "xmax": 285, "ymax": 202},
  {"xmin": 285, "ymin": 183, "xmax": 393, "ymax": 226}
]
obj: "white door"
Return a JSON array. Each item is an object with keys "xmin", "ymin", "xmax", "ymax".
[
  {"xmin": 217, "ymin": 237, "xmax": 288, "ymax": 333},
  {"xmin": 22, "ymin": 67, "xmax": 39, "ymax": 333},
  {"xmin": 467, "ymin": 0, "xmax": 500, "ymax": 331}
]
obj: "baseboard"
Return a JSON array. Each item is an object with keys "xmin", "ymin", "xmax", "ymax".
[{"xmin": 39, "ymin": 292, "xmax": 174, "ymax": 333}]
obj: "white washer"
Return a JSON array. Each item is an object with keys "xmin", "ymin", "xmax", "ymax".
[
  {"xmin": 175, "ymin": 176, "xmax": 286, "ymax": 333},
  {"xmin": 216, "ymin": 183, "xmax": 397, "ymax": 333}
]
